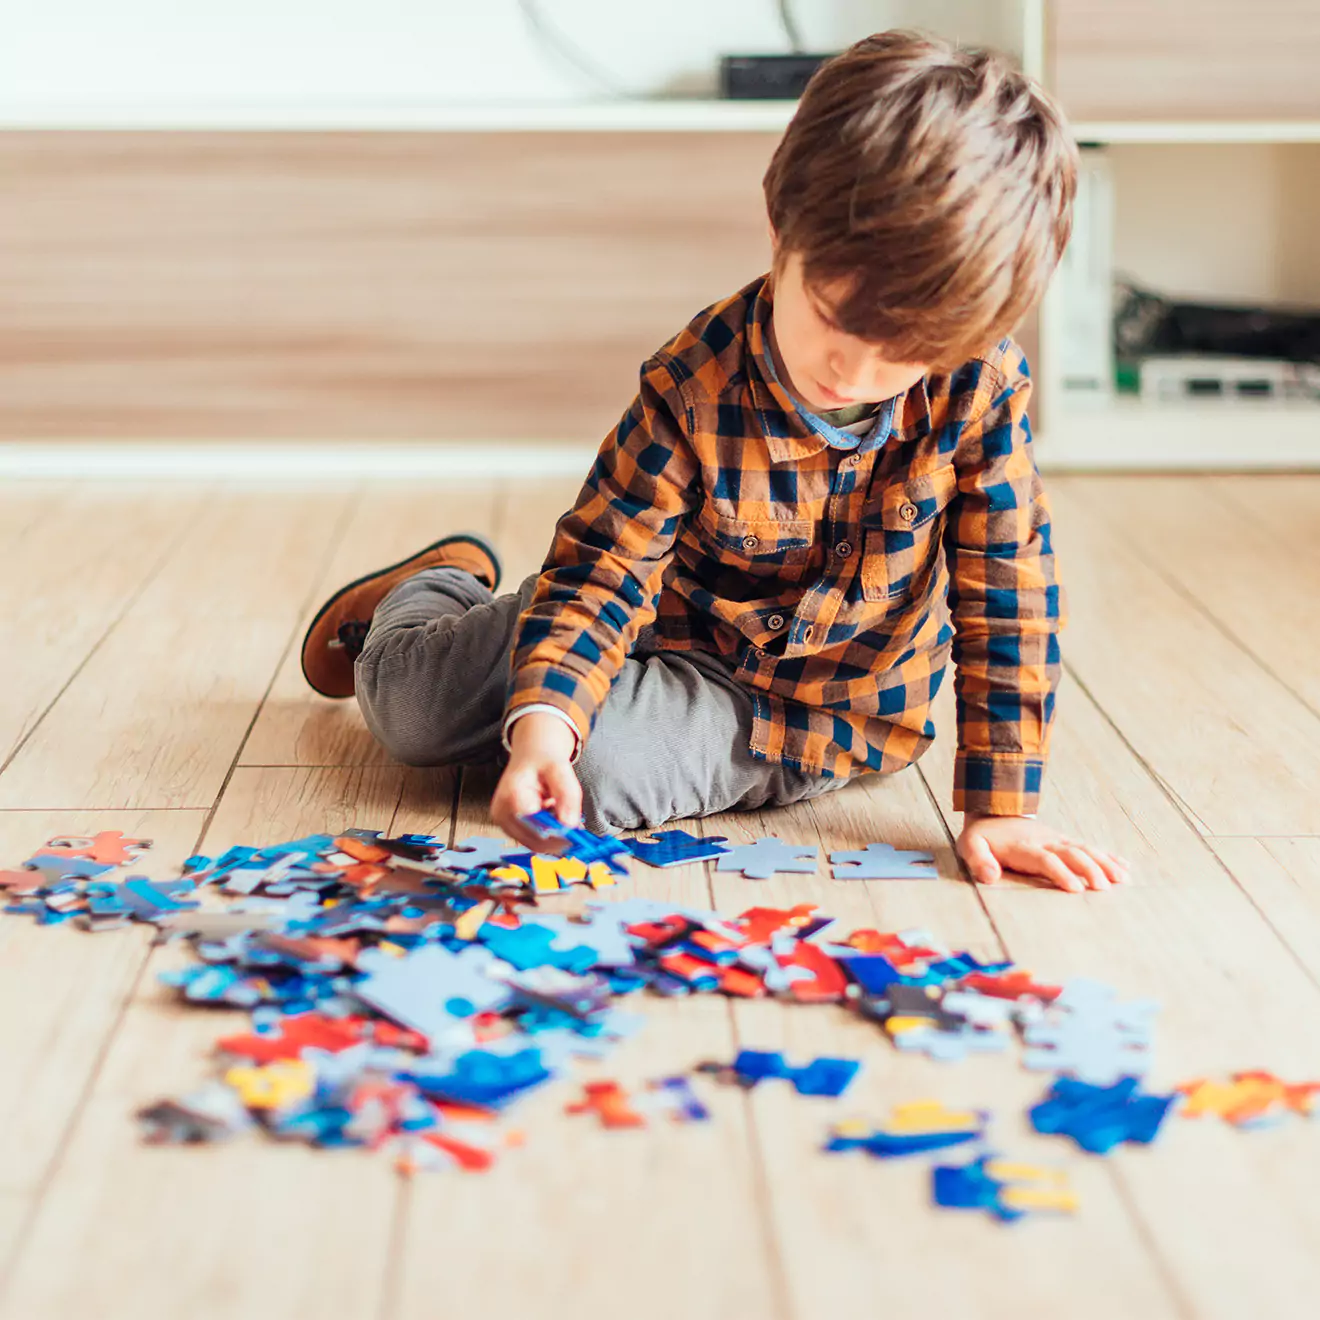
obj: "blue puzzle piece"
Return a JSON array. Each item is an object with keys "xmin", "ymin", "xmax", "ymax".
[
  {"xmin": 409, "ymin": 1047, "xmax": 551, "ymax": 1108},
  {"xmin": 1029, "ymin": 1076, "xmax": 1176, "ymax": 1154},
  {"xmin": 479, "ymin": 922, "xmax": 599, "ymax": 975},
  {"xmin": 825, "ymin": 1125, "xmax": 983, "ymax": 1158},
  {"xmin": 626, "ymin": 830, "xmax": 730, "ymax": 868},
  {"xmin": 731, "ymin": 1049, "xmax": 860, "ymax": 1097},
  {"xmin": 519, "ymin": 814, "xmax": 631, "ymax": 875},
  {"xmin": 829, "ymin": 843, "xmax": 938, "ymax": 880},
  {"xmin": 932, "ymin": 1157, "xmax": 1020, "ymax": 1221},
  {"xmin": 117, "ymin": 877, "xmax": 201, "ymax": 921}
]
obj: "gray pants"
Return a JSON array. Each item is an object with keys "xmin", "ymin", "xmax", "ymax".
[{"xmin": 354, "ymin": 567, "xmax": 845, "ymax": 833}]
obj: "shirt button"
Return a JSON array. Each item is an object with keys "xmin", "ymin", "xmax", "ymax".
[
  {"xmin": 741, "ymin": 534, "xmax": 759, "ymax": 551},
  {"xmin": 835, "ymin": 541, "xmax": 853, "ymax": 559},
  {"xmin": 767, "ymin": 613, "xmax": 785, "ymax": 631},
  {"xmin": 842, "ymin": 455, "xmax": 857, "ymax": 468},
  {"xmin": 803, "ymin": 625, "xmax": 814, "ymax": 644},
  {"xmin": 899, "ymin": 501, "xmax": 919, "ymax": 523}
]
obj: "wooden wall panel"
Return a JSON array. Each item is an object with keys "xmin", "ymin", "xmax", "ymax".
[
  {"xmin": 0, "ymin": 131, "xmax": 777, "ymax": 442},
  {"xmin": 1051, "ymin": 1, "xmax": 1320, "ymax": 121}
]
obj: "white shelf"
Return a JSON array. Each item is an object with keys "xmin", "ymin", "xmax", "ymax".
[
  {"xmin": 1072, "ymin": 120, "xmax": 1320, "ymax": 145},
  {"xmin": 0, "ymin": 98, "xmax": 799, "ymax": 133},
  {"xmin": 1038, "ymin": 397, "xmax": 1320, "ymax": 470}
]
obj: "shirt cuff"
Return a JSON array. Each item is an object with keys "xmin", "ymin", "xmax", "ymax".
[
  {"xmin": 501, "ymin": 704, "xmax": 583, "ymax": 764},
  {"xmin": 953, "ymin": 752, "xmax": 1045, "ymax": 817}
]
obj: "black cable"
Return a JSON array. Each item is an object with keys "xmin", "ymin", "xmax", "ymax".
[
  {"xmin": 776, "ymin": 0, "xmax": 806, "ymax": 52},
  {"xmin": 515, "ymin": 0, "xmax": 633, "ymax": 98}
]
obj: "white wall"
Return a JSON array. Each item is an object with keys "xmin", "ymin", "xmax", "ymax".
[
  {"xmin": 1110, "ymin": 143, "xmax": 1320, "ymax": 304},
  {"xmin": 0, "ymin": 0, "xmax": 1026, "ymax": 119}
]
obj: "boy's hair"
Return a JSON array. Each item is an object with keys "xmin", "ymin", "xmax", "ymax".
[{"xmin": 763, "ymin": 30, "xmax": 1078, "ymax": 368}]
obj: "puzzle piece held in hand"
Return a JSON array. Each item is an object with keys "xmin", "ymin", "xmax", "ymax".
[
  {"xmin": 520, "ymin": 814, "xmax": 632, "ymax": 875},
  {"xmin": 627, "ymin": 830, "xmax": 730, "ymax": 868},
  {"xmin": 715, "ymin": 838, "xmax": 819, "ymax": 880},
  {"xmin": 829, "ymin": 843, "xmax": 937, "ymax": 880}
]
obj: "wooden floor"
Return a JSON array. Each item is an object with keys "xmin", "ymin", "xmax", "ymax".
[{"xmin": 0, "ymin": 473, "xmax": 1318, "ymax": 1320}]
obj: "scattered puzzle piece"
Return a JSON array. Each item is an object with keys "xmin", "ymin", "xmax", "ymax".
[
  {"xmin": 432, "ymin": 837, "xmax": 518, "ymax": 872},
  {"xmin": 1030, "ymin": 1076, "xmax": 1176, "ymax": 1153},
  {"xmin": 42, "ymin": 831, "xmax": 152, "ymax": 867},
  {"xmin": 716, "ymin": 838, "xmax": 819, "ymax": 880},
  {"xmin": 565, "ymin": 1080, "xmax": 646, "ymax": 1129},
  {"xmin": 647, "ymin": 1075, "xmax": 711, "ymax": 1123},
  {"xmin": 1177, "ymin": 1071, "xmax": 1320, "ymax": 1126},
  {"xmin": 1022, "ymin": 978, "xmax": 1159, "ymax": 1085},
  {"xmin": 933, "ymin": 1154, "xmax": 1079, "ymax": 1222},
  {"xmin": 627, "ymin": 830, "xmax": 730, "ymax": 868},
  {"xmin": 826, "ymin": 1101, "xmax": 986, "ymax": 1157},
  {"xmin": 828, "ymin": 843, "xmax": 937, "ymax": 880}
]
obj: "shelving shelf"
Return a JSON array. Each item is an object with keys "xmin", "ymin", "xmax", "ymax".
[
  {"xmin": 1072, "ymin": 120, "xmax": 1320, "ymax": 144},
  {"xmin": 1040, "ymin": 396, "xmax": 1320, "ymax": 470}
]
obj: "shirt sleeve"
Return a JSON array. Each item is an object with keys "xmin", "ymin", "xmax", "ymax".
[
  {"xmin": 943, "ymin": 351, "xmax": 1065, "ymax": 817},
  {"xmin": 505, "ymin": 356, "xmax": 700, "ymax": 743}
]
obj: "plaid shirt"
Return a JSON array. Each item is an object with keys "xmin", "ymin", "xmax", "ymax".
[{"xmin": 507, "ymin": 275, "xmax": 1064, "ymax": 815}]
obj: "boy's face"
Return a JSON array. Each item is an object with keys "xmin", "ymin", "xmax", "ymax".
[{"xmin": 769, "ymin": 249, "xmax": 930, "ymax": 413}]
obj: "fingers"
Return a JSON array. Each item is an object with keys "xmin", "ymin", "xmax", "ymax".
[
  {"xmin": 542, "ymin": 761, "xmax": 583, "ymax": 831},
  {"xmin": 1097, "ymin": 849, "xmax": 1132, "ymax": 885},
  {"xmin": 1023, "ymin": 846, "xmax": 1086, "ymax": 894},
  {"xmin": 962, "ymin": 833, "xmax": 1002, "ymax": 886},
  {"xmin": 1045, "ymin": 842, "xmax": 1111, "ymax": 892},
  {"xmin": 491, "ymin": 766, "xmax": 551, "ymax": 851}
]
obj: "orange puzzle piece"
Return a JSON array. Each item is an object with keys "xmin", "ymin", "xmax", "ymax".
[{"xmin": 564, "ymin": 1080, "xmax": 646, "ymax": 1129}]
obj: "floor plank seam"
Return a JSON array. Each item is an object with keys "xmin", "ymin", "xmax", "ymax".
[
  {"xmin": 0, "ymin": 498, "xmax": 202, "ymax": 788},
  {"xmin": 1062, "ymin": 662, "xmax": 1320, "ymax": 996}
]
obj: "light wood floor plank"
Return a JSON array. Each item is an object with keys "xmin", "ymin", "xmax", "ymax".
[
  {"xmin": 241, "ymin": 480, "xmax": 502, "ymax": 767},
  {"xmin": 0, "ymin": 488, "xmax": 355, "ymax": 810},
  {"xmin": 1045, "ymin": 477, "xmax": 1320, "ymax": 835},
  {"xmin": 1209, "ymin": 837, "xmax": 1320, "ymax": 987},
  {"xmin": 1062, "ymin": 475, "xmax": 1320, "ymax": 720},
  {"xmin": 0, "ymin": 483, "xmax": 204, "ymax": 764},
  {"xmin": 0, "ymin": 766, "xmax": 414, "ymax": 1320},
  {"xmin": 491, "ymin": 475, "xmax": 583, "ymax": 588},
  {"xmin": 387, "ymin": 766, "xmax": 784, "ymax": 1320},
  {"xmin": 0, "ymin": 811, "xmax": 207, "ymax": 1203},
  {"xmin": 703, "ymin": 778, "xmax": 1174, "ymax": 1320},
  {"xmin": 919, "ymin": 680, "xmax": 1320, "ymax": 1318}
]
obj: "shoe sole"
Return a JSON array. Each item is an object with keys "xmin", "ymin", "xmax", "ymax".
[{"xmin": 299, "ymin": 532, "xmax": 503, "ymax": 698}]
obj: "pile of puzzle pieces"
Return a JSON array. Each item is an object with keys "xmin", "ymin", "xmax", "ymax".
[{"xmin": 2, "ymin": 823, "xmax": 1315, "ymax": 1219}]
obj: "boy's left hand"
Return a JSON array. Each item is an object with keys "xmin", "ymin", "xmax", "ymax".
[{"xmin": 956, "ymin": 812, "xmax": 1129, "ymax": 893}]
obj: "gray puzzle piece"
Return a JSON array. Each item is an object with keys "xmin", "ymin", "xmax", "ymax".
[
  {"xmin": 1021, "ymin": 977, "xmax": 1158, "ymax": 1084},
  {"xmin": 432, "ymin": 836, "xmax": 517, "ymax": 872},
  {"xmin": 355, "ymin": 943, "xmax": 513, "ymax": 1041},
  {"xmin": 533, "ymin": 910, "xmax": 636, "ymax": 968},
  {"xmin": 715, "ymin": 838, "xmax": 819, "ymax": 880},
  {"xmin": 829, "ymin": 843, "xmax": 937, "ymax": 880}
]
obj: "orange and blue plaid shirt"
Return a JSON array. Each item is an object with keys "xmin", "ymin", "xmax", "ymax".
[{"xmin": 507, "ymin": 275, "xmax": 1064, "ymax": 815}]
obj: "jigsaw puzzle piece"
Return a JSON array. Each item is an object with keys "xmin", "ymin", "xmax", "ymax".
[
  {"xmin": 355, "ymin": 943, "xmax": 513, "ymax": 1041},
  {"xmin": 715, "ymin": 838, "xmax": 819, "ymax": 879},
  {"xmin": 828, "ymin": 842, "xmax": 937, "ymax": 880},
  {"xmin": 565, "ymin": 1080, "xmax": 647, "ymax": 1129},
  {"xmin": 647, "ymin": 1075, "xmax": 711, "ymax": 1122},
  {"xmin": 42, "ymin": 831, "xmax": 152, "ymax": 867},
  {"xmin": 627, "ymin": 829, "xmax": 730, "ymax": 868},
  {"xmin": 433, "ymin": 837, "xmax": 518, "ymax": 872}
]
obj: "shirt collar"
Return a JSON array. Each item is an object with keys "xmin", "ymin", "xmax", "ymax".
[{"xmin": 746, "ymin": 274, "xmax": 930, "ymax": 463}]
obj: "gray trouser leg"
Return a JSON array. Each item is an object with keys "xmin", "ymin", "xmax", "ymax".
[{"xmin": 354, "ymin": 567, "xmax": 846, "ymax": 832}]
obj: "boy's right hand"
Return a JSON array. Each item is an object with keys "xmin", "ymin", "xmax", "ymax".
[{"xmin": 491, "ymin": 712, "xmax": 583, "ymax": 851}]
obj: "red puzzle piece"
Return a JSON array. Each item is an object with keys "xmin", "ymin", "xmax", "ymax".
[
  {"xmin": 565, "ymin": 1080, "xmax": 646, "ymax": 1129},
  {"xmin": 218, "ymin": 1012, "xmax": 426, "ymax": 1062},
  {"xmin": 42, "ymin": 831, "xmax": 151, "ymax": 867},
  {"xmin": 779, "ymin": 941, "xmax": 849, "ymax": 1002},
  {"xmin": 736, "ymin": 904, "xmax": 818, "ymax": 945},
  {"xmin": 961, "ymin": 971, "xmax": 1062, "ymax": 1003}
]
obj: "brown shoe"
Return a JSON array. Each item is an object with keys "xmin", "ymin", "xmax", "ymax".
[{"xmin": 300, "ymin": 533, "xmax": 502, "ymax": 698}]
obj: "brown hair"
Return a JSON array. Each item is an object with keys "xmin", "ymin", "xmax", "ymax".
[{"xmin": 763, "ymin": 30, "xmax": 1078, "ymax": 368}]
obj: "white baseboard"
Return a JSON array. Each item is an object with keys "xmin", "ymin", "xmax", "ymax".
[
  {"xmin": 0, "ymin": 442, "xmax": 601, "ymax": 481},
  {"xmin": 1037, "ymin": 399, "xmax": 1320, "ymax": 471}
]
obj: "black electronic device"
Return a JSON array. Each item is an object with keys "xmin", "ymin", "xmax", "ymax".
[{"xmin": 718, "ymin": 53, "xmax": 835, "ymax": 100}]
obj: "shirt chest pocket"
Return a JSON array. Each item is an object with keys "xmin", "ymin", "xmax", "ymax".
[
  {"xmin": 860, "ymin": 468, "xmax": 959, "ymax": 602},
  {"xmin": 698, "ymin": 508, "xmax": 814, "ymax": 574}
]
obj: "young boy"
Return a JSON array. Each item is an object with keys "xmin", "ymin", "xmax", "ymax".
[{"xmin": 301, "ymin": 32, "xmax": 1128, "ymax": 894}]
